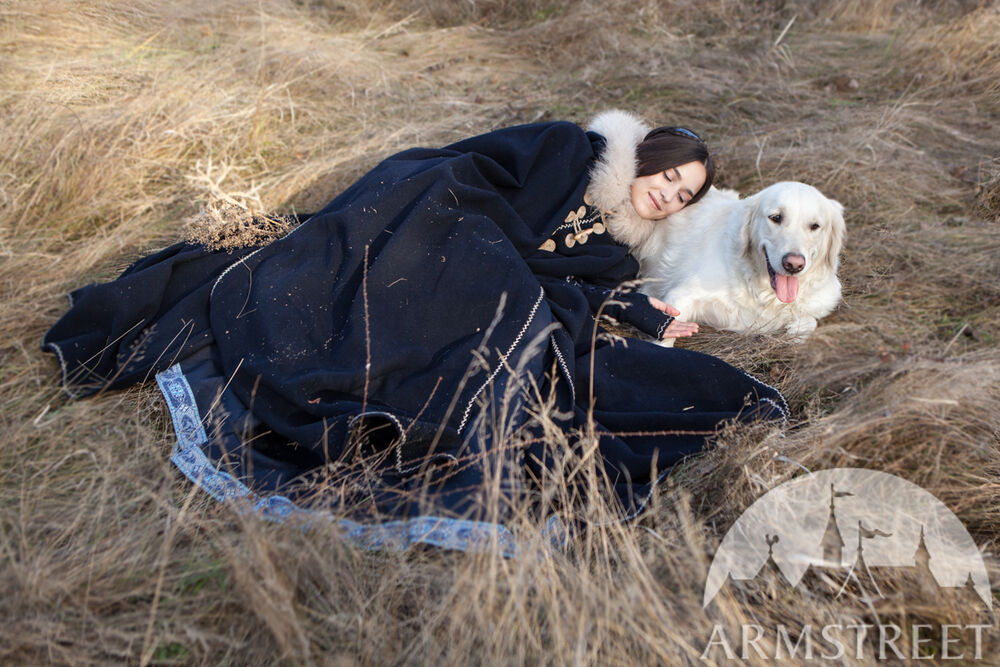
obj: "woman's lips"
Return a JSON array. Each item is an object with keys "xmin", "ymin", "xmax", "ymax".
[{"xmin": 649, "ymin": 192, "xmax": 661, "ymax": 211}]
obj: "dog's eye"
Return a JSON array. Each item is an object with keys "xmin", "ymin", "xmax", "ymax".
[
  {"xmin": 768, "ymin": 213, "xmax": 783, "ymax": 224},
  {"xmin": 810, "ymin": 222, "xmax": 821, "ymax": 231}
]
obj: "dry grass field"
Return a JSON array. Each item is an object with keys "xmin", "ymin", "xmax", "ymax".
[{"xmin": 2, "ymin": 0, "xmax": 999, "ymax": 664}]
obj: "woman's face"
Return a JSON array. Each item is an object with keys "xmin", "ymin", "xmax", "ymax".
[{"xmin": 629, "ymin": 160, "xmax": 707, "ymax": 221}]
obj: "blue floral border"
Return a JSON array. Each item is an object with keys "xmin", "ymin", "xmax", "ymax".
[{"xmin": 155, "ymin": 364, "xmax": 563, "ymax": 556}]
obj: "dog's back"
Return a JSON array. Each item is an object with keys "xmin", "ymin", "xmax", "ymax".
[
  {"xmin": 636, "ymin": 186, "xmax": 742, "ymax": 287},
  {"xmin": 638, "ymin": 187, "xmax": 749, "ymax": 326}
]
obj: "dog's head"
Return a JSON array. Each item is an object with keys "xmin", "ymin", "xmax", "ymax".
[{"xmin": 741, "ymin": 182, "xmax": 845, "ymax": 304}]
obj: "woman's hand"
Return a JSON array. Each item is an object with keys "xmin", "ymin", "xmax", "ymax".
[{"xmin": 648, "ymin": 297, "xmax": 699, "ymax": 338}]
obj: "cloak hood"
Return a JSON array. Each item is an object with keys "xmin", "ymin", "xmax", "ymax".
[{"xmin": 585, "ymin": 110, "xmax": 658, "ymax": 255}]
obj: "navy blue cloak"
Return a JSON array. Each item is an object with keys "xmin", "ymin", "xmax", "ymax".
[{"xmin": 43, "ymin": 119, "xmax": 788, "ymax": 551}]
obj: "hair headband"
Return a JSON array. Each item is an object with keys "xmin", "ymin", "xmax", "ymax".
[
  {"xmin": 669, "ymin": 127, "xmax": 703, "ymax": 142},
  {"xmin": 643, "ymin": 125, "xmax": 706, "ymax": 145}
]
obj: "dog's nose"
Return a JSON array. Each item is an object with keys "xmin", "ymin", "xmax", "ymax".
[{"xmin": 781, "ymin": 252, "xmax": 806, "ymax": 274}]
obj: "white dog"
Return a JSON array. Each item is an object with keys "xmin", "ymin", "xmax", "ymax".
[{"xmin": 636, "ymin": 181, "xmax": 845, "ymax": 342}]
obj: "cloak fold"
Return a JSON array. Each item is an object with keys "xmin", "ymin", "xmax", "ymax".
[{"xmin": 43, "ymin": 115, "xmax": 788, "ymax": 551}]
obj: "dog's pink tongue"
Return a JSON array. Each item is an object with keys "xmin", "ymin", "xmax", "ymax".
[{"xmin": 775, "ymin": 274, "xmax": 799, "ymax": 303}]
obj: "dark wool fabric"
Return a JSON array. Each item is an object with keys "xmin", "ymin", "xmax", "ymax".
[{"xmin": 43, "ymin": 120, "xmax": 787, "ymax": 522}]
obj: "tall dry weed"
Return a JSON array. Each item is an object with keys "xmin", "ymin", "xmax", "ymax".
[{"xmin": 2, "ymin": 0, "xmax": 998, "ymax": 664}]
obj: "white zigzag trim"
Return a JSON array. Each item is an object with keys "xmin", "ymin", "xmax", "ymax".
[
  {"xmin": 386, "ymin": 412, "xmax": 407, "ymax": 472},
  {"xmin": 581, "ymin": 459, "xmax": 676, "ymax": 526},
  {"xmin": 622, "ymin": 465, "xmax": 674, "ymax": 522},
  {"xmin": 43, "ymin": 340, "xmax": 84, "ymax": 399},
  {"xmin": 395, "ymin": 452, "xmax": 458, "ymax": 476},
  {"xmin": 210, "ymin": 247, "xmax": 264, "ymax": 298},
  {"xmin": 457, "ymin": 287, "xmax": 545, "ymax": 435},
  {"xmin": 656, "ymin": 318, "xmax": 672, "ymax": 340},
  {"xmin": 549, "ymin": 333, "xmax": 575, "ymax": 406},
  {"xmin": 347, "ymin": 409, "xmax": 408, "ymax": 472},
  {"xmin": 738, "ymin": 368, "xmax": 790, "ymax": 419},
  {"xmin": 759, "ymin": 397, "xmax": 788, "ymax": 421},
  {"xmin": 350, "ymin": 410, "xmax": 453, "ymax": 475}
]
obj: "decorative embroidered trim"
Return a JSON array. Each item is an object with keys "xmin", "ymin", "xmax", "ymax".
[
  {"xmin": 622, "ymin": 466, "xmax": 674, "ymax": 522},
  {"xmin": 210, "ymin": 247, "xmax": 264, "ymax": 298},
  {"xmin": 457, "ymin": 287, "xmax": 545, "ymax": 435},
  {"xmin": 578, "ymin": 461, "xmax": 675, "ymax": 526},
  {"xmin": 348, "ymin": 410, "xmax": 409, "ymax": 473},
  {"xmin": 552, "ymin": 221, "xmax": 577, "ymax": 233},
  {"xmin": 737, "ymin": 368, "xmax": 791, "ymax": 420},
  {"xmin": 549, "ymin": 333, "xmax": 575, "ymax": 406},
  {"xmin": 156, "ymin": 364, "xmax": 209, "ymax": 451},
  {"xmin": 395, "ymin": 452, "xmax": 458, "ymax": 476},
  {"xmin": 44, "ymin": 340, "xmax": 69, "ymax": 391},
  {"xmin": 42, "ymin": 340, "xmax": 85, "ymax": 399},
  {"xmin": 344, "ymin": 411, "xmax": 456, "ymax": 475},
  {"xmin": 387, "ymin": 413, "xmax": 407, "ymax": 471},
  {"xmin": 655, "ymin": 317, "xmax": 674, "ymax": 340},
  {"xmin": 153, "ymin": 363, "xmax": 554, "ymax": 556},
  {"xmin": 758, "ymin": 397, "xmax": 788, "ymax": 421}
]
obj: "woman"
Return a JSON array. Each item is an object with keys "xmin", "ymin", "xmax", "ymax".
[{"xmin": 43, "ymin": 110, "xmax": 786, "ymax": 551}]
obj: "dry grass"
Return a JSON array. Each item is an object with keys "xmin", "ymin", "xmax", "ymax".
[{"xmin": 2, "ymin": 0, "xmax": 999, "ymax": 664}]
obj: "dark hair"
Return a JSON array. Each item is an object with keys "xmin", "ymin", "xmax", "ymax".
[{"xmin": 635, "ymin": 126, "xmax": 716, "ymax": 207}]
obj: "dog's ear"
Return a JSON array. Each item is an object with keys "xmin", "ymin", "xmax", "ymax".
[
  {"xmin": 741, "ymin": 194, "xmax": 759, "ymax": 259},
  {"xmin": 822, "ymin": 198, "xmax": 846, "ymax": 273}
]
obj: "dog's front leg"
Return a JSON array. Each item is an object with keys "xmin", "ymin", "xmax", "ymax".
[{"xmin": 786, "ymin": 316, "xmax": 817, "ymax": 342}]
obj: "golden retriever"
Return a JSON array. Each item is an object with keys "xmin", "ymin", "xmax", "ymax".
[{"xmin": 636, "ymin": 182, "xmax": 845, "ymax": 343}]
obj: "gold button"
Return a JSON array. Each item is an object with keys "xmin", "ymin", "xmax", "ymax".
[
  {"xmin": 539, "ymin": 239, "xmax": 556, "ymax": 252},
  {"xmin": 564, "ymin": 233, "xmax": 576, "ymax": 248}
]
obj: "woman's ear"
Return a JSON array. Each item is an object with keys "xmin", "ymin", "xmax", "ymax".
[{"xmin": 822, "ymin": 198, "xmax": 846, "ymax": 273}]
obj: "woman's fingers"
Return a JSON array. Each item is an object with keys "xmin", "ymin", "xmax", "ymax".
[
  {"xmin": 645, "ymin": 297, "xmax": 694, "ymax": 337},
  {"xmin": 662, "ymin": 320, "xmax": 699, "ymax": 338},
  {"xmin": 647, "ymin": 296, "xmax": 681, "ymax": 317}
]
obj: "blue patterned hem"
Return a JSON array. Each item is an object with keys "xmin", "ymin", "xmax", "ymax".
[{"xmin": 155, "ymin": 364, "xmax": 562, "ymax": 556}]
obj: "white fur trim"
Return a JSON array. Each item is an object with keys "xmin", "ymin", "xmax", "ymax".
[{"xmin": 585, "ymin": 110, "xmax": 659, "ymax": 253}]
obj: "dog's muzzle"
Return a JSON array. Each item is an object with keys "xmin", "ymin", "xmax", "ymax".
[{"xmin": 764, "ymin": 248, "xmax": 800, "ymax": 303}]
